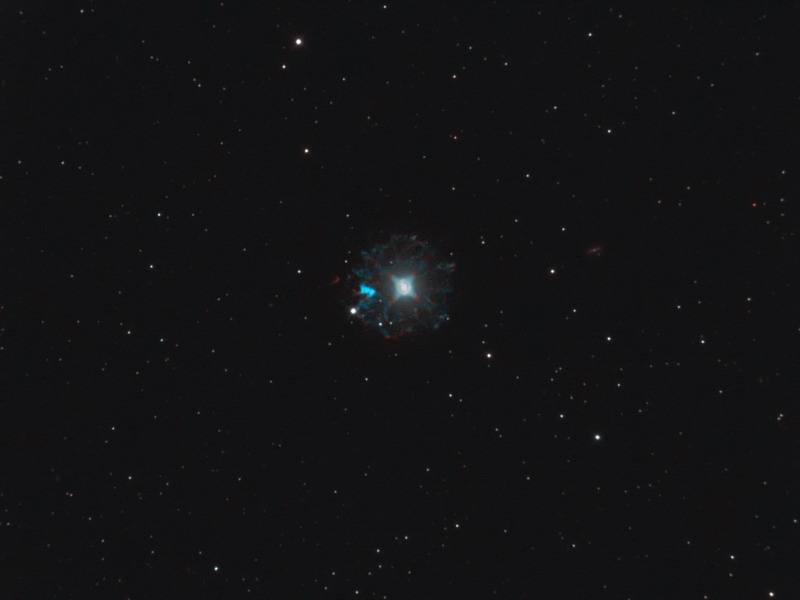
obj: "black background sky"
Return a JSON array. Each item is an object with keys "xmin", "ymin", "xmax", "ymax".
[{"xmin": 2, "ymin": 2, "xmax": 799, "ymax": 598}]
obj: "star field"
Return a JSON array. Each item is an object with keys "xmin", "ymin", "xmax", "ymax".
[{"xmin": 2, "ymin": 2, "xmax": 798, "ymax": 598}]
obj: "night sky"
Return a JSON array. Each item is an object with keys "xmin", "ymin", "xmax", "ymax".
[{"xmin": 3, "ymin": 2, "xmax": 799, "ymax": 598}]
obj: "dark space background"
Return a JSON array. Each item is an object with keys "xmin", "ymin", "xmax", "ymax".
[{"xmin": 2, "ymin": 2, "xmax": 798, "ymax": 598}]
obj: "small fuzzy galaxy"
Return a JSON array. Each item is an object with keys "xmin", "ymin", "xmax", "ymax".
[{"xmin": 347, "ymin": 235, "xmax": 455, "ymax": 338}]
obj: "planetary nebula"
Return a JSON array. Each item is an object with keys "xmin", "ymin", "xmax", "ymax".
[{"xmin": 348, "ymin": 235, "xmax": 455, "ymax": 338}]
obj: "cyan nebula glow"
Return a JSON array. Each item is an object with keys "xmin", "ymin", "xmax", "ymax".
[{"xmin": 348, "ymin": 235, "xmax": 455, "ymax": 338}]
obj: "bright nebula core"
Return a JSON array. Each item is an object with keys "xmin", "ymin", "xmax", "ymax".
[
  {"xmin": 347, "ymin": 235, "xmax": 455, "ymax": 338},
  {"xmin": 395, "ymin": 277, "xmax": 414, "ymax": 297}
]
